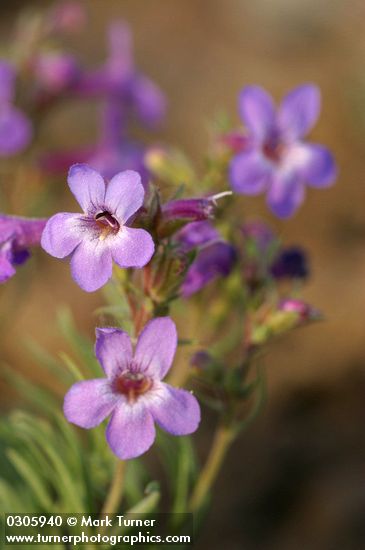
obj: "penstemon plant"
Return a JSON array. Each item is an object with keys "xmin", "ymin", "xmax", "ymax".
[{"xmin": 0, "ymin": 2, "xmax": 337, "ymax": 546}]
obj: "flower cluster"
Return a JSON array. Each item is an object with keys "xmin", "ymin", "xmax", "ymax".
[{"xmin": 0, "ymin": 7, "xmax": 337, "ymax": 467}]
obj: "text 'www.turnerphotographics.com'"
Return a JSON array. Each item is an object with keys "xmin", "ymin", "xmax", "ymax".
[{"xmin": 4, "ymin": 514, "xmax": 193, "ymax": 546}]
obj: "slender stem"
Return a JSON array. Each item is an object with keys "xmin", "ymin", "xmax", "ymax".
[
  {"xmin": 189, "ymin": 424, "xmax": 235, "ymax": 512},
  {"xmin": 101, "ymin": 460, "xmax": 127, "ymax": 516}
]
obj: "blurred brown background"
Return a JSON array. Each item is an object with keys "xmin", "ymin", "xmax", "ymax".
[{"xmin": 1, "ymin": 1, "xmax": 365, "ymax": 548}]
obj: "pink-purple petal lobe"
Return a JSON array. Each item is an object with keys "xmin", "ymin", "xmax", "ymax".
[
  {"xmin": 267, "ymin": 173, "xmax": 305, "ymax": 219},
  {"xmin": 0, "ymin": 252, "xmax": 16, "ymax": 282},
  {"xmin": 149, "ymin": 383, "xmax": 201, "ymax": 435},
  {"xmin": 104, "ymin": 170, "xmax": 144, "ymax": 222},
  {"xmin": 298, "ymin": 143, "xmax": 337, "ymax": 187},
  {"xmin": 70, "ymin": 238, "xmax": 113, "ymax": 292},
  {"xmin": 0, "ymin": 106, "xmax": 32, "ymax": 156},
  {"xmin": 134, "ymin": 317, "xmax": 177, "ymax": 380},
  {"xmin": 110, "ymin": 227, "xmax": 154, "ymax": 268},
  {"xmin": 106, "ymin": 401, "xmax": 156, "ymax": 460},
  {"xmin": 278, "ymin": 84, "xmax": 320, "ymax": 140},
  {"xmin": 67, "ymin": 164, "xmax": 105, "ymax": 213},
  {"xmin": 239, "ymin": 86, "xmax": 276, "ymax": 142},
  {"xmin": 41, "ymin": 213, "xmax": 83, "ymax": 258},
  {"xmin": 63, "ymin": 379, "xmax": 118, "ymax": 429},
  {"xmin": 229, "ymin": 151, "xmax": 271, "ymax": 195},
  {"xmin": 95, "ymin": 327, "xmax": 133, "ymax": 378}
]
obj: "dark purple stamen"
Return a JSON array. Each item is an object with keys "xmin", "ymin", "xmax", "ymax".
[{"xmin": 95, "ymin": 211, "xmax": 120, "ymax": 232}]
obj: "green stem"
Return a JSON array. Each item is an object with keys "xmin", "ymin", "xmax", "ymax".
[
  {"xmin": 189, "ymin": 424, "xmax": 235, "ymax": 512},
  {"xmin": 101, "ymin": 460, "xmax": 127, "ymax": 515}
]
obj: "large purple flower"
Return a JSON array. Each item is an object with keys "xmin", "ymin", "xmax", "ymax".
[
  {"xmin": 229, "ymin": 84, "xmax": 337, "ymax": 218},
  {"xmin": 0, "ymin": 215, "xmax": 47, "ymax": 283},
  {"xmin": 64, "ymin": 317, "xmax": 201, "ymax": 459},
  {"xmin": 41, "ymin": 164, "xmax": 154, "ymax": 292},
  {"xmin": 0, "ymin": 61, "xmax": 32, "ymax": 156},
  {"xmin": 176, "ymin": 221, "xmax": 236, "ymax": 297}
]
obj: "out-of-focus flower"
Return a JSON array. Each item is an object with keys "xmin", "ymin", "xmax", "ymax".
[
  {"xmin": 41, "ymin": 164, "xmax": 154, "ymax": 292},
  {"xmin": 0, "ymin": 215, "xmax": 47, "ymax": 283},
  {"xmin": 41, "ymin": 99, "xmax": 148, "ymax": 184},
  {"xmin": 250, "ymin": 299, "xmax": 320, "ymax": 346},
  {"xmin": 278, "ymin": 298, "xmax": 320, "ymax": 322},
  {"xmin": 229, "ymin": 84, "xmax": 337, "ymax": 218},
  {"xmin": 74, "ymin": 21, "xmax": 166, "ymax": 127},
  {"xmin": 63, "ymin": 318, "xmax": 200, "ymax": 459},
  {"xmin": 32, "ymin": 52, "xmax": 80, "ymax": 95},
  {"xmin": 48, "ymin": 1, "xmax": 87, "ymax": 33},
  {"xmin": 271, "ymin": 246, "xmax": 308, "ymax": 280},
  {"xmin": 241, "ymin": 220, "xmax": 309, "ymax": 291},
  {"xmin": 0, "ymin": 61, "xmax": 32, "ymax": 156},
  {"xmin": 175, "ymin": 221, "xmax": 236, "ymax": 297}
]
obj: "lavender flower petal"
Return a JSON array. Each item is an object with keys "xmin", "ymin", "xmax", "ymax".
[
  {"xmin": 110, "ymin": 227, "xmax": 154, "ymax": 268},
  {"xmin": 0, "ymin": 243, "xmax": 16, "ymax": 282},
  {"xmin": 239, "ymin": 86, "xmax": 276, "ymax": 142},
  {"xmin": 134, "ymin": 317, "xmax": 177, "ymax": 380},
  {"xmin": 70, "ymin": 239, "xmax": 113, "ymax": 292},
  {"xmin": 267, "ymin": 173, "xmax": 305, "ymax": 218},
  {"xmin": 278, "ymin": 84, "xmax": 320, "ymax": 140},
  {"xmin": 149, "ymin": 383, "xmax": 201, "ymax": 435},
  {"xmin": 106, "ymin": 401, "xmax": 156, "ymax": 459},
  {"xmin": 298, "ymin": 143, "xmax": 337, "ymax": 187},
  {"xmin": 95, "ymin": 327, "xmax": 133, "ymax": 378},
  {"xmin": 104, "ymin": 169, "xmax": 144, "ymax": 222},
  {"xmin": 67, "ymin": 164, "xmax": 105, "ymax": 213},
  {"xmin": 63, "ymin": 379, "xmax": 118, "ymax": 429},
  {"xmin": 41, "ymin": 213, "xmax": 83, "ymax": 258},
  {"xmin": 130, "ymin": 75, "xmax": 166, "ymax": 127},
  {"xmin": 229, "ymin": 151, "xmax": 271, "ymax": 195}
]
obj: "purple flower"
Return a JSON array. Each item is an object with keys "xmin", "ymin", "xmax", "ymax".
[
  {"xmin": 0, "ymin": 215, "xmax": 47, "ymax": 283},
  {"xmin": 64, "ymin": 317, "xmax": 201, "ymax": 459},
  {"xmin": 229, "ymin": 84, "xmax": 337, "ymax": 218},
  {"xmin": 0, "ymin": 61, "xmax": 32, "ymax": 156},
  {"xmin": 270, "ymin": 246, "xmax": 309, "ymax": 280},
  {"xmin": 41, "ymin": 164, "xmax": 154, "ymax": 292},
  {"xmin": 175, "ymin": 221, "xmax": 236, "ymax": 297},
  {"xmin": 73, "ymin": 21, "xmax": 166, "ymax": 127},
  {"xmin": 32, "ymin": 52, "xmax": 80, "ymax": 95}
]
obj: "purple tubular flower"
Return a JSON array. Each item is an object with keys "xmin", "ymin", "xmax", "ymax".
[
  {"xmin": 161, "ymin": 198, "xmax": 215, "ymax": 223},
  {"xmin": 73, "ymin": 21, "xmax": 166, "ymax": 127},
  {"xmin": 41, "ymin": 164, "xmax": 155, "ymax": 292},
  {"xmin": 175, "ymin": 221, "xmax": 236, "ymax": 297},
  {"xmin": 229, "ymin": 84, "xmax": 337, "ymax": 218},
  {"xmin": 0, "ymin": 215, "xmax": 47, "ymax": 283},
  {"xmin": 271, "ymin": 246, "xmax": 309, "ymax": 280},
  {"xmin": 0, "ymin": 61, "xmax": 32, "ymax": 156},
  {"xmin": 176, "ymin": 220, "xmax": 220, "ymax": 252},
  {"xmin": 63, "ymin": 317, "xmax": 201, "ymax": 460},
  {"xmin": 181, "ymin": 241, "xmax": 236, "ymax": 297}
]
